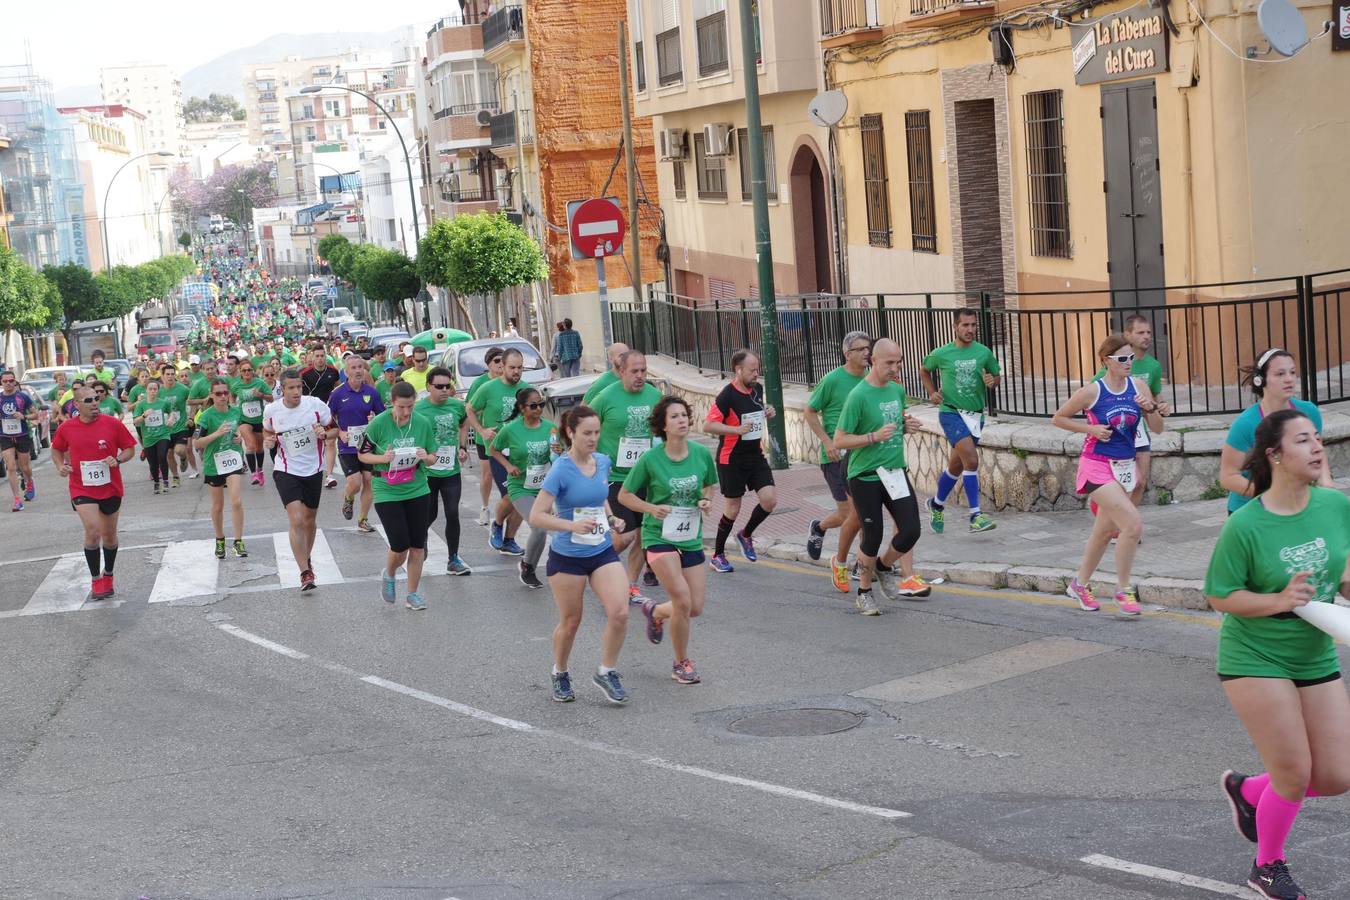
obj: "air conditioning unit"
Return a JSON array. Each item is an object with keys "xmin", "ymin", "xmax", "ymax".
[
  {"xmin": 475, "ymin": 108, "xmax": 494, "ymax": 127},
  {"xmin": 660, "ymin": 127, "xmax": 688, "ymax": 160},
  {"xmin": 703, "ymin": 123, "xmax": 734, "ymax": 157}
]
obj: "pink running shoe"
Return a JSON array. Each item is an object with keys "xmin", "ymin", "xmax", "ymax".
[
  {"xmin": 1115, "ymin": 586, "xmax": 1142, "ymax": 617},
  {"xmin": 1066, "ymin": 577, "xmax": 1099, "ymax": 612}
]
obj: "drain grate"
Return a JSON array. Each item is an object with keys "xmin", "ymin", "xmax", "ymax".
[{"xmin": 727, "ymin": 707, "xmax": 865, "ymax": 737}]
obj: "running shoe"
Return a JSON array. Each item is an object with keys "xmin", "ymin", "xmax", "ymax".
[
  {"xmin": 1066, "ymin": 577, "xmax": 1099, "ymax": 612},
  {"xmin": 153, "ymin": 482, "xmax": 162, "ymax": 495},
  {"xmin": 11, "ymin": 498, "xmax": 21, "ymax": 512},
  {"xmin": 640, "ymin": 598, "xmax": 664, "ymax": 644},
  {"xmin": 551, "ymin": 671, "xmax": 575, "ymax": 702},
  {"xmin": 233, "ymin": 539, "xmax": 248, "ymax": 558},
  {"xmin": 341, "ymin": 495, "xmax": 354, "ymax": 520},
  {"xmin": 518, "ymin": 561, "xmax": 543, "ymax": 589},
  {"xmin": 708, "ymin": 553, "xmax": 734, "ymax": 574},
  {"xmin": 476, "ymin": 505, "xmax": 489, "ymax": 526},
  {"xmin": 405, "ymin": 591, "xmax": 427, "ymax": 611},
  {"xmin": 447, "ymin": 555, "xmax": 472, "ymax": 576},
  {"xmin": 90, "ymin": 576, "xmax": 114, "ymax": 601},
  {"xmin": 188, "ymin": 470, "xmax": 199, "ymax": 479},
  {"xmin": 23, "ymin": 480, "xmax": 34, "ymax": 501},
  {"xmin": 926, "ymin": 498, "xmax": 945, "ymax": 534},
  {"xmin": 642, "ymin": 566, "xmax": 659, "ymax": 588},
  {"xmin": 968, "ymin": 512, "xmax": 996, "ymax": 532},
  {"xmin": 1114, "ymin": 586, "xmax": 1142, "ymax": 617},
  {"xmin": 850, "ymin": 560, "xmax": 892, "ymax": 581},
  {"xmin": 381, "ymin": 570, "xmax": 397, "ymax": 604},
  {"xmin": 172, "ymin": 476, "xmax": 181, "ymax": 489},
  {"xmin": 1221, "ymin": 770, "xmax": 1259, "ymax": 844},
  {"xmin": 627, "ymin": 584, "xmax": 646, "ymax": 605},
  {"xmin": 1247, "ymin": 860, "xmax": 1306, "ymax": 900},
  {"xmin": 806, "ymin": 519, "xmax": 825, "ymax": 560},
  {"xmin": 250, "ymin": 471, "xmax": 263, "ymax": 487},
  {"xmin": 101, "ymin": 574, "xmax": 115, "ymax": 597},
  {"xmin": 489, "ymin": 521, "xmax": 504, "ymax": 551},
  {"xmin": 871, "ymin": 571, "xmax": 897, "ymax": 602},
  {"xmin": 356, "ymin": 518, "xmax": 375, "ymax": 533},
  {"xmin": 257, "ymin": 471, "xmax": 266, "ymax": 487},
  {"xmin": 831, "ymin": 555, "xmax": 850, "ymax": 593},
  {"xmin": 499, "ymin": 538, "xmax": 524, "ymax": 557},
  {"xmin": 671, "ymin": 658, "xmax": 701, "ymax": 684},
  {"xmin": 735, "ymin": 529, "xmax": 758, "ymax": 562},
  {"xmin": 592, "ymin": 670, "xmax": 628, "ymax": 704},
  {"xmin": 214, "ymin": 538, "xmax": 226, "ymax": 560},
  {"xmin": 300, "ymin": 569, "xmax": 317, "ymax": 592},
  {"xmin": 892, "ymin": 574, "xmax": 932, "ymax": 599},
  {"xmin": 324, "ymin": 474, "xmax": 338, "ymax": 488},
  {"xmin": 855, "ymin": 589, "xmax": 881, "ymax": 616}
]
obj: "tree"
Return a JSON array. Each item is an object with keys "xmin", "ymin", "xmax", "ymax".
[
  {"xmin": 184, "ymin": 93, "xmax": 246, "ymax": 123},
  {"xmin": 178, "ymin": 232, "xmax": 192, "ymax": 249},
  {"xmin": 43, "ymin": 263, "xmax": 101, "ymax": 327},
  {"xmin": 170, "ymin": 161, "xmax": 276, "ymax": 232},
  {"xmin": 0, "ymin": 248, "xmax": 56, "ymax": 336},
  {"xmin": 354, "ymin": 248, "xmax": 419, "ymax": 328},
  {"xmin": 317, "ymin": 234, "xmax": 350, "ymax": 270},
  {"xmin": 417, "ymin": 214, "xmax": 548, "ymax": 335}
]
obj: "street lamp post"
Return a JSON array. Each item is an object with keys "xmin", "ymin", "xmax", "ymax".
[
  {"xmin": 299, "ymin": 84, "xmax": 431, "ymax": 329},
  {"xmin": 101, "ymin": 150, "xmax": 176, "ymax": 271}
]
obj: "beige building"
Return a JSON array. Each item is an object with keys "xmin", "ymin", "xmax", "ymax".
[
  {"xmin": 632, "ymin": 0, "xmax": 835, "ymax": 299},
  {"xmin": 99, "ymin": 64, "xmax": 186, "ymax": 157},
  {"xmin": 242, "ymin": 51, "xmax": 387, "ymax": 156}
]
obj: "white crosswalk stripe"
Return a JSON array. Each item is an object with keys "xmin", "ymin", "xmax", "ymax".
[
  {"xmin": 366, "ymin": 520, "xmax": 450, "ymax": 572},
  {"xmin": 272, "ymin": 529, "xmax": 343, "ymax": 588},
  {"xmin": 17, "ymin": 553, "xmax": 91, "ymax": 616},
  {"xmin": 149, "ymin": 539, "xmax": 220, "ymax": 603}
]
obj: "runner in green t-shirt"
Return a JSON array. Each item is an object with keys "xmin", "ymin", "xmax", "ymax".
[
  {"xmin": 94, "ymin": 382, "xmax": 123, "ymax": 417},
  {"xmin": 415, "ymin": 367, "xmax": 474, "ymax": 576},
  {"xmin": 133, "ymin": 379, "xmax": 174, "ymax": 493},
  {"xmin": 617, "ymin": 395, "xmax": 718, "ymax": 685},
  {"xmin": 159, "ymin": 366, "xmax": 196, "ymax": 484},
  {"xmin": 232, "ymin": 360, "xmax": 272, "ymax": 486},
  {"xmin": 490, "ymin": 386, "xmax": 557, "ymax": 589},
  {"xmin": 835, "ymin": 338, "xmax": 927, "ymax": 611},
  {"xmin": 803, "ymin": 330, "xmax": 871, "ymax": 591},
  {"xmin": 465, "ymin": 346, "xmax": 506, "ymax": 526},
  {"xmin": 919, "ymin": 308, "xmax": 1001, "ymax": 535},
  {"xmin": 1092, "ymin": 314, "xmax": 1165, "ymax": 512},
  {"xmin": 193, "ymin": 380, "xmax": 248, "ymax": 559},
  {"xmin": 357, "ymin": 380, "xmax": 438, "ymax": 611},
  {"xmin": 376, "ymin": 364, "xmax": 397, "ymax": 407},
  {"xmin": 582, "ymin": 342, "xmax": 627, "ymax": 406},
  {"xmin": 471, "ymin": 349, "xmax": 528, "ymax": 551}
]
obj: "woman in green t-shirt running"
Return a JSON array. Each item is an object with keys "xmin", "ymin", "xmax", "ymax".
[
  {"xmin": 490, "ymin": 386, "xmax": 558, "ymax": 589},
  {"xmin": 1204, "ymin": 409, "xmax": 1350, "ymax": 900},
  {"xmin": 132, "ymin": 379, "xmax": 173, "ymax": 494},
  {"xmin": 193, "ymin": 378, "xmax": 248, "ymax": 559}
]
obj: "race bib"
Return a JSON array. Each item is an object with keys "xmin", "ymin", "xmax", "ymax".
[
  {"xmin": 388, "ymin": 445, "xmax": 419, "ymax": 473},
  {"xmin": 213, "ymin": 449, "xmax": 244, "ymax": 474},
  {"xmin": 877, "ymin": 466, "xmax": 911, "ymax": 501},
  {"xmin": 1, "ymin": 417, "xmax": 21, "ymax": 435},
  {"xmin": 241, "ymin": 400, "xmax": 262, "ymax": 419},
  {"xmin": 144, "ymin": 409, "xmax": 164, "ymax": 428},
  {"xmin": 572, "ymin": 506, "xmax": 609, "ymax": 546},
  {"xmin": 617, "ymin": 436, "xmax": 651, "ymax": 467},
  {"xmin": 525, "ymin": 463, "xmax": 548, "ymax": 490},
  {"xmin": 1134, "ymin": 425, "xmax": 1150, "ymax": 450},
  {"xmin": 959, "ymin": 411, "xmax": 984, "ymax": 440},
  {"xmin": 743, "ymin": 411, "xmax": 766, "ymax": 440},
  {"xmin": 661, "ymin": 506, "xmax": 700, "ymax": 542},
  {"xmin": 346, "ymin": 424, "xmax": 366, "ymax": 449},
  {"xmin": 281, "ymin": 428, "xmax": 314, "ymax": 455},
  {"xmin": 79, "ymin": 460, "xmax": 110, "ymax": 487},
  {"xmin": 1111, "ymin": 459, "xmax": 1138, "ymax": 491},
  {"xmin": 431, "ymin": 444, "xmax": 458, "ymax": 471}
]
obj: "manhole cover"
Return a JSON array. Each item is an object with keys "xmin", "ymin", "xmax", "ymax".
[{"xmin": 727, "ymin": 708, "xmax": 864, "ymax": 737}]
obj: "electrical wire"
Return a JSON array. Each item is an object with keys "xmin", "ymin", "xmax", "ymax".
[{"xmin": 1186, "ymin": 0, "xmax": 1332, "ymax": 63}]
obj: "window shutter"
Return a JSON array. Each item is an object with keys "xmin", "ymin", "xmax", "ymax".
[
  {"xmin": 694, "ymin": 0, "xmax": 725, "ymax": 17},
  {"xmin": 660, "ymin": 0, "xmax": 680, "ymax": 31}
]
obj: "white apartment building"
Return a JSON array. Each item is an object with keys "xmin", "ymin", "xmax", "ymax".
[
  {"xmin": 99, "ymin": 64, "xmax": 186, "ymax": 157},
  {"xmin": 360, "ymin": 121, "xmax": 423, "ymax": 255},
  {"xmin": 242, "ymin": 50, "xmax": 389, "ymax": 156}
]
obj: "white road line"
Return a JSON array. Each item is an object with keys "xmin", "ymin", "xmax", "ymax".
[
  {"xmin": 272, "ymin": 529, "xmax": 342, "ymax": 588},
  {"xmin": 216, "ymin": 623, "xmax": 910, "ymax": 820},
  {"xmin": 1080, "ymin": 854, "xmax": 1250, "ymax": 897},
  {"xmin": 148, "ymin": 540, "xmax": 219, "ymax": 603},
  {"xmin": 19, "ymin": 554, "xmax": 92, "ymax": 616}
]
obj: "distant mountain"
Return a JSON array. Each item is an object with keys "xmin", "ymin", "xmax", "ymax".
[
  {"xmin": 181, "ymin": 30, "xmax": 409, "ymax": 100},
  {"xmin": 53, "ymin": 84, "xmax": 102, "ymax": 107}
]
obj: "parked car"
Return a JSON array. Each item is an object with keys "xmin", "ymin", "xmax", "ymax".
[
  {"xmin": 438, "ymin": 338, "xmax": 552, "ymax": 401},
  {"xmin": 337, "ymin": 320, "xmax": 368, "ymax": 338},
  {"xmin": 136, "ymin": 329, "xmax": 179, "ymax": 357},
  {"xmin": 103, "ymin": 358, "xmax": 132, "ymax": 397},
  {"xmin": 323, "ymin": 307, "xmax": 355, "ymax": 332},
  {"xmin": 367, "ymin": 326, "xmax": 410, "ymax": 346},
  {"xmin": 23, "ymin": 365, "xmax": 83, "ymax": 385},
  {"xmin": 18, "ymin": 380, "xmax": 52, "ymax": 449},
  {"xmin": 538, "ymin": 371, "xmax": 605, "ymax": 418}
]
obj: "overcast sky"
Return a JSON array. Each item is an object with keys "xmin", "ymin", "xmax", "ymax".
[{"xmin": 2, "ymin": 0, "xmax": 452, "ymax": 88}]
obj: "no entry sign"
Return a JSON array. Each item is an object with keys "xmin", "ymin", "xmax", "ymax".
[{"xmin": 567, "ymin": 197, "xmax": 626, "ymax": 260}]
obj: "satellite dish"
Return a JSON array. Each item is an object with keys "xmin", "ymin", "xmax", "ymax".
[
  {"xmin": 1258, "ymin": 0, "xmax": 1310, "ymax": 56},
  {"xmin": 807, "ymin": 90, "xmax": 848, "ymax": 128}
]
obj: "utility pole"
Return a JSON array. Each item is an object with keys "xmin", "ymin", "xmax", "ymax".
[
  {"xmin": 738, "ymin": 0, "xmax": 787, "ymax": 469},
  {"xmin": 618, "ymin": 23, "xmax": 641, "ymax": 308}
]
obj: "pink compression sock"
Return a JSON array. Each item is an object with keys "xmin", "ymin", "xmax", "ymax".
[
  {"xmin": 1241, "ymin": 773, "xmax": 1320, "ymax": 806},
  {"xmin": 1255, "ymin": 786, "xmax": 1303, "ymax": 866}
]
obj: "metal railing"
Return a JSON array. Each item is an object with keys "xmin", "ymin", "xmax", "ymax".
[
  {"xmin": 489, "ymin": 109, "xmax": 532, "ymax": 148},
  {"xmin": 428, "ymin": 11, "xmax": 483, "ymax": 34},
  {"xmin": 910, "ymin": 0, "xmax": 993, "ymax": 15},
  {"xmin": 483, "ymin": 5, "xmax": 524, "ymax": 53},
  {"xmin": 440, "ymin": 186, "xmax": 497, "ymax": 203},
  {"xmin": 609, "ymin": 272, "xmax": 1350, "ymax": 418},
  {"xmin": 820, "ymin": 0, "xmax": 879, "ymax": 35}
]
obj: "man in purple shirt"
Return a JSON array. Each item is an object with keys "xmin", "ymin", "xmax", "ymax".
[{"xmin": 328, "ymin": 355, "xmax": 385, "ymax": 532}]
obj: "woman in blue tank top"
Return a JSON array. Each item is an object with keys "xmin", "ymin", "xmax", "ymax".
[{"xmin": 1052, "ymin": 334, "xmax": 1170, "ymax": 617}]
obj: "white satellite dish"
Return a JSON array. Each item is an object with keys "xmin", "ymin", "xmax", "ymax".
[
  {"xmin": 807, "ymin": 90, "xmax": 848, "ymax": 128},
  {"xmin": 1258, "ymin": 0, "xmax": 1310, "ymax": 56}
]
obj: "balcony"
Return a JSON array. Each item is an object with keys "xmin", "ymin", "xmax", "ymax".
[
  {"xmin": 433, "ymin": 99, "xmax": 500, "ymax": 121},
  {"xmin": 820, "ymin": 0, "xmax": 883, "ymax": 47},
  {"xmin": 906, "ymin": 0, "xmax": 994, "ymax": 27},
  {"xmin": 258, "ymin": 91, "xmax": 277, "ymax": 101},
  {"xmin": 428, "ymin": 11, "xmax": 482, "ymax": 35},
  {"xmin": 440, "ymin": 185, "xmax": 497, "ymax": 203},
  {"xmin": 489, "ymin": 109, "xmax": 533, "ymax": 149},
  {"xmin": 483, "ymin": 5, "xmax": 524, "ymax": 57}
]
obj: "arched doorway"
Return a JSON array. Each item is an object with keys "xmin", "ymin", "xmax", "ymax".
[{"xmin": 789, "ymin": 144, "xmax": 833, "ymax": 295}]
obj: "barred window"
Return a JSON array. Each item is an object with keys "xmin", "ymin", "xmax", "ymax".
[
  {"xmin": 693, "ymin": 133, "xmax": 727, "ymax": 200},
  {"xmin": 904, "ymin": 111, "xmax": 937, "ymax": 253},
  {"xmin": 860, "ymin": 114, "xmax": 891, "ymax": 248},
  {"xmin": 1024, "ymin": 90, "xmax": 1071, "ymax": 258},
  {"xmin": 736, "ymin": 127, "xmax": 777, "ymax": 201}
]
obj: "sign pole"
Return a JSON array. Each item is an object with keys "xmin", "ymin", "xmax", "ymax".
[
  {"xmin": 596, "ymin": 251, "xmax": 613, "ymax": 347},
  {"xmin": 738, "ymin": 0, "xmax": 787, "ymax": 469}
]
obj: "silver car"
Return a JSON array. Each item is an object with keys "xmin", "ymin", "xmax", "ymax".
[{"xmin": 439, "ymin": 338, "xmax": 552, "ymax": 402}]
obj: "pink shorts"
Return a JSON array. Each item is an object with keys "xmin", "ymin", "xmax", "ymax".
[{"xmin": 1075, "ymin": 454, "xmax": 1117, "ymax": 494}]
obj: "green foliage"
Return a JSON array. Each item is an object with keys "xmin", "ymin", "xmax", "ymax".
[
  {"xmin": 43, "ymin": 263, "xmax": 101, "ymax": 325},
  {"xmin": 317, "ymin": 234, "xmax": 351, "ymax": 275},
  {"xmin": 417, "ymin": 214, "xmax": 547, "ymax": 296},
  {"xmin": 184, "ymin": 93, "xmax": 246, "ymax": 123},
  {"xmin": 354, "ymin": 247, "xmax": 419, "ymax": 308},
  {"xmin": 0, "ymin": 247, "xmax": 58, "ymax": 333},
  {"xmin": 178, "ymin": 232, "xmax": 192, "ymax": 249},
  {"xmin": 1011, "ymin": 447, "xmax": 1029, "ymax": 459},
  {"xmin": 1199, "ymin": 481, "xmax": 1226, "ymax": 501},
  {"xmin": 1155, "ymin": 487, "xmax": 1173, "ymax": 505}
]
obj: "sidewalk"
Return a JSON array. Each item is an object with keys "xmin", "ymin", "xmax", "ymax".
[{"xmin": 700, "ymin": 455, "xmax": 1222, "ymax": 610}]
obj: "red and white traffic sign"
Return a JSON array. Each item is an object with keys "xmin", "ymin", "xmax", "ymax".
[{"xmin": 567, "ymin": 197, "xmax": 626, "ymax": 260}]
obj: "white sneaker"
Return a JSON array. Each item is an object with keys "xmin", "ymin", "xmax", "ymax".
[
  {"xmin": 476, "ymin": 506, "xmax": 489, "ymax": 526},
  {"xmin": 188, "ymin": 470, "xmax": 199, "ymax": 479},
  {"xmin": 324, "ymin": 474, "xmax": 338, "ymax": 488}
]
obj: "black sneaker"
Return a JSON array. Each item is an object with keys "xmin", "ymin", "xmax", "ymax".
[
  {"xmin": 642, "ymin": 566, "xmax": 659, "ymax": 588},
  {"xmin": 1247, "ymin": 859, "xmax": 1306, "ymax": 899},
  {"xmin": 1222, "ymin": 770, "xmax": 1258, "ymax": 843},
  {"xmin": 551, "ymin": 671, "xmax": 574, "ymax": 702},
  {"xmin": 214, "ymin": 538, "xmax": 226, "ymax": 560},
  {"xmin": 592, "ymin": 670, "xmax": 628, "ymax": 704},
  {"xmin": 518, "ymin": 561, "xmax": 543, "ymax": 589},
  {"xmin": 806, "ymin": 519, "xmax": 824, "ymax": 561}
]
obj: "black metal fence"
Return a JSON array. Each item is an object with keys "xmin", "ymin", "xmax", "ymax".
[{"xmin": 611, "ymin": 270, "xmax": 1350, "ymax": 418}]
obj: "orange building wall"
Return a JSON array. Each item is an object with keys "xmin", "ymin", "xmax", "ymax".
[{"xmin": 528, "ymin": 2, "xmax": 663, "ymax": 296}]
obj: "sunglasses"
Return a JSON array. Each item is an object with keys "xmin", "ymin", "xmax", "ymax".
[
  {"xmin": 1107, "ymin": 353, "xmax": 1135, "ymax": 363},
  {"xmin": 78, "ymin": 397, "xmax": 98, "ymax": 404},
  {"xmin": 211, "ymin": 391, "xmax": 230, "ymax": 397},
  {"xmin": 524, "ymin": 401, "xmax": 545, "ymax": 410},
  {"xmin": 430, "ymin": 382, "xmax": 453, "ymax": 390}
]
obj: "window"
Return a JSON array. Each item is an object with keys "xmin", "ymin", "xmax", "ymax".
[
  {"xmin": 631, "ymin": 0, "xmax": 648, "ymax": 91},
  {"xmin": 736, "ymin": 126, "xmax": 777, "ymax": 201},
  {"xmin": 323, "ymin": 98, "xmax": 342, "ymax": 117},
  {"xmin": 1024, "ymin": 90, "xmax": 1070, "ymax": 258},
  {"xmin": 305, "ymin": 126, "xmax": 317, "ymax": 142},
  {"xmin": 387, "ymin": 219, "xmax": 398, "ymax": 242},
  {"xmin": 301, "ymin": 104, "xmax": 314, "ymax": 120},
  {"xmin": 696, "ymin": 7, "xmax": 729, "ymax": 76},
  {"xmin": 860, "ymin": 113, "xmax": 891, "ymax": 247},
  {"xmin": 673, "ymin": 159, "xmax": 686, "ymax": 200},
  {"xmin": 656, "ymin": 29, "xmax": 682, "ymax": 85},
  {"xmin": 635, "ymin": 41, "xmax": 647, "ymax": 91},
  {"xmin": 693, "ymin": 133, "xmax": 727, "ymax": 200},
  {"xmin": 904, "ymin": 110, "xmax": 937, "ymax": 253}
]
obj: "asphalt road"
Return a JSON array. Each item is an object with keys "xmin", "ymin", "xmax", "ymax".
[{"xmin": 2, "ymin": 449, "xmax": 1348, "ymax": 900}]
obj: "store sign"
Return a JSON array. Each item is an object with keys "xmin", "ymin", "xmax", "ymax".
[
  {"xmin": 1334, "ymin": 0, "xmax": 1350, "ymax": 51},
  {"xmin": 1074, "ymin": 8, "xmax": 1170, "ymax": 84}
]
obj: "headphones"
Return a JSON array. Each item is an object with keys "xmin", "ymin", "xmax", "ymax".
[{"xmin": 1251, "ymin": 348, "xmax": 1284, "ymax": 388}]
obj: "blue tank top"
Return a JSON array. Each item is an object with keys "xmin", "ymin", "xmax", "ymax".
[{"xmin": 1083, "ymin": 378, "xmax": 1140, "ymax": 460}]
